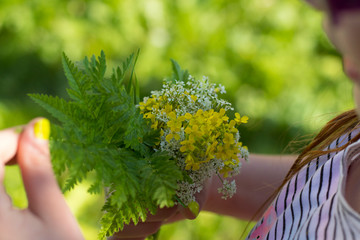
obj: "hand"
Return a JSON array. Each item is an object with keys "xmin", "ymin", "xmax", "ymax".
[
  {"xmin": 109, "ymin": 179, "xmax": 212, "ymax": 240},
  {"xmin": 0, "ymin": 118, "xmax": 84, "ymax": 240}
]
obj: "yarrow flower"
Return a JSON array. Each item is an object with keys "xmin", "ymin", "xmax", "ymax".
[{"xmin": 139, "ymin": 75, "xmax": 249, "ymax": 205}]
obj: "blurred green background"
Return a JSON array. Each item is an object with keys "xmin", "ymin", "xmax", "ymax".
[{"xmin": 0, "ymin": 0, "xmax": 354, "ymax": 239}]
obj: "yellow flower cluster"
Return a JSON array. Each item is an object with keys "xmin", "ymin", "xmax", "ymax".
[{"xmin": 140, "ymin": 96, "xmax": 248, "ymax": 176}]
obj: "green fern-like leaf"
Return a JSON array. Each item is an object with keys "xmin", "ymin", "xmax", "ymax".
[
  {"xmin": 30, "ymin": 51, "xmax": 184, "ymax": 240},
  {"xmin": 62, "ymin": 53, "xmax": 84, "ymax": 101},
  {"xmin": 28, "ymin": 94, "xmax": 72, "ymax": 123},
  {"xmin": 142, "ymin": 152, "xmax": 182, "ymax": 208},
  {"xmin": 170, "ymin": 59, "xmax": 189, "ymax": 83}
]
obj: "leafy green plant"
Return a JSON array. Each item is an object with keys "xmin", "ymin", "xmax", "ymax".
[{"xmin": 29, "ymin": 51, "xmax": 183, "ymax": 239}]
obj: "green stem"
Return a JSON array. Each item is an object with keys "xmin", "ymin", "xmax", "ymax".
[
  {"xmin": 217, "ymin": 173, "xmax": 224, "ymax": 184},
  {"xmin": 174, "ymin": 195, "xmax": 186, "ymax": 208}
]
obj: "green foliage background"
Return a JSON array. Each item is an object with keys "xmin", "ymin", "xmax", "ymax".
[{"xmin": 0, "ymin": 0, "xmax": 354, "ymax": 239}]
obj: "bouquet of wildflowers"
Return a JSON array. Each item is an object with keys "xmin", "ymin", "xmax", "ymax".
[
  {"xmin": 29, "ymin": 51, "xmax": 249, "ymax": 239},
  {"xmin": 139, "ymin": 65, "xmax": 249, "ymax": 205}
]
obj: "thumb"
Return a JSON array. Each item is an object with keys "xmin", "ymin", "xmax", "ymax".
[{"xmin": 17, "ymin": 118, "xmax": 70, "ymax": 222}]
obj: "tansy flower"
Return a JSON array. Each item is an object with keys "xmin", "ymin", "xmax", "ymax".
[
  {"xmin": 180, "ymin": 135, "xmax": 196, "ymax": 152},
  {"xmin": 167, "ymin": 112, "xmax": 185, "ymax": 132},
  {"xmin": 235, "ymin": 113, "xmax": 249, "ymax": 124},
  {"xmin": 184, "ymin": 125, "xmax": 203, "ymax": 139},
  {"xmin": 223, "ymin": 132, "xmax": 234, "ymax": 146},
  {"xmin": 166, "ymin": 132, "xmax": 180, "ymax": 142}
]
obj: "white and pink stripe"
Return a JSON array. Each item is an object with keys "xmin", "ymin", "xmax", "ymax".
[{"xmin": 247, "ymin": 131, "xmax": 360, "ymax": 240}]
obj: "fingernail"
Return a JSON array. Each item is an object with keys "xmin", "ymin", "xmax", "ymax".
[
  {"xmin": 188, "ymin": 201, "xmax": 199, "ymax": 218},
  {"xmin": 34, "ymin": 118, "xmax": 50, "ymax": 140}
]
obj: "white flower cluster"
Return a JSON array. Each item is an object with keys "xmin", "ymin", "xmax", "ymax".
[
  {"xmin": 150, "ymin": 75, "xmax": 233, "ymax": 115},
  {"xmin": 218, "ymin": 179, "xmax": 237, "ymax": 200}
]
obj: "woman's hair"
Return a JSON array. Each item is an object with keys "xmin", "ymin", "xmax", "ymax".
[
  {"xmin": 282, "ymin": 109, "xmax": 360, "ymax": 188},
  {"xmin": 241, "ymin": 110, "xmax": 360, "ymax": 238},
  {"xmin": 271, "ymin": 109, "xmax": 360, "ymax": 208},
  {"xmin": 268, "ymin": 110, "xmax": 360, "ymax": 210}
]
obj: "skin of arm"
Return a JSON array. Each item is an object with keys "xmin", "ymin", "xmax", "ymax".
[
  {"xmin": 202, "ymin": 154, "xmax": 297, "ymax": 221},
  {"xmin": 111, "ymin": 154, "xmax": 296, "ymax": 240}
]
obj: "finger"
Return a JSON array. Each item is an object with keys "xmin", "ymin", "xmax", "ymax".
[
  {"xmin": 111, "ymin": 222, "xmax": 162, "ymax": 239},
  {"xmin": 110, "ymin": 207, "xmax": 177, "ymax": 239},
  {"xmin": 108, "ymin": 238, "xmax": 145, "ymax": 240},
  {"xmin": 0, "ymin": 126, "xmax": 20, "ymax": 211},
  {"xmin": 0, "ymin": 163, "xmax": 13, "ymax": 211},
  {"xmin": 0, "ymin": 126, "xmax": 22, "ymax": 165},
  {"xmin": 145, "ymin": 206, "xmax": 178, "ymax": 222},
  {"xmin": 178, "ymin": 201, "xmax": 200, "ymax": 220},
  {"xmin": 16, "ymin": 119, "xmax": 76, "ymax": 225}
]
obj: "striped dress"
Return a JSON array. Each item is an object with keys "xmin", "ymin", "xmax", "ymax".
[{"xmin": 246, "ymin": 131, "xmax": 360, "ymax": 240}]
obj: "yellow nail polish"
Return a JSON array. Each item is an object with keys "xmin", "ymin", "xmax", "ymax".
[
  {"xmin": 188, "ymin": 201, "xmax": 199, "ymax": 218},
  {"xmin": 34, "ymin": 118, "xmax": 50, "ymax": 140}
]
